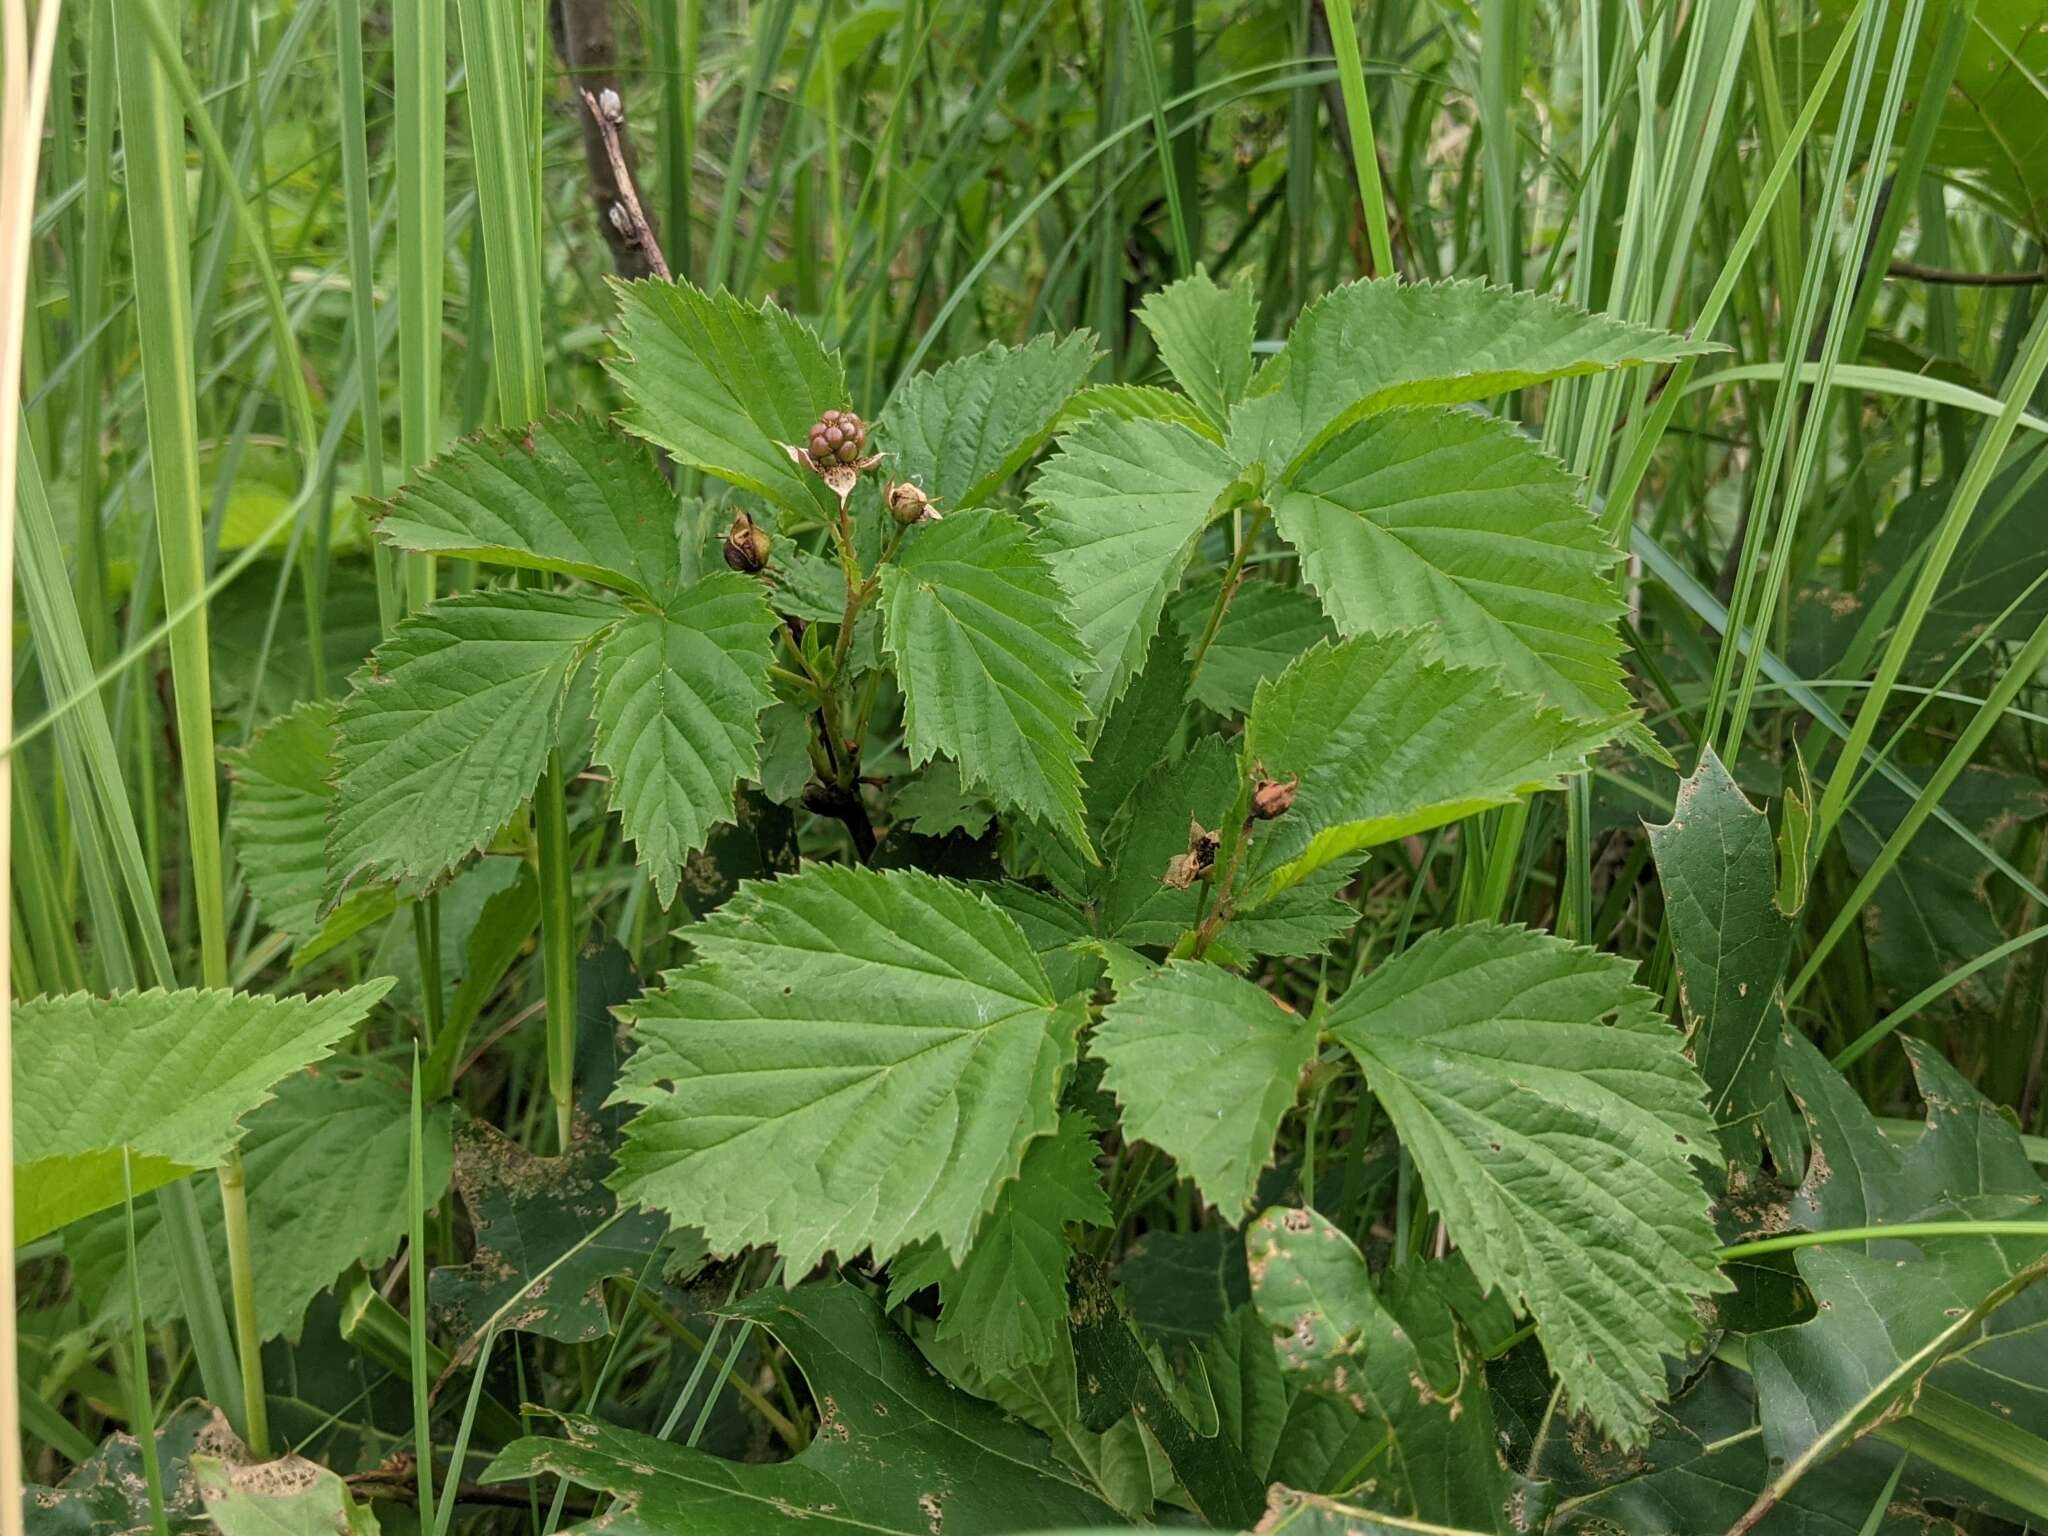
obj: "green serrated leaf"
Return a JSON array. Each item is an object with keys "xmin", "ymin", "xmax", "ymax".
[
  {"xmin": 1647, "ymin": 746, "xmax": 1794, "ymax": 1139},
  {"xmin": 589, "ymin": 574, "xmax": 778, "ymax": 907},
  {"xmin": 1056, "ymin": 381, "xmax": 1222, "ymax": 441},
  {"xmin": 1173, "ymin": 576, "xmax": 1333, "ymax": 718},
  {"xmin": 613, "ymin": 866, "xmax": 1083, "ymax": 1270},
  {"xmin": 1137, "ymin": 269, "xmax": 1257, "ymax": 430},
  {"xmin": 1034, "ymin": 413, "xmax": 1239, "ymax": 717},
  {"xmin": 1323, "ymin": 923, "xmax": 1726, "ymax": 1444},
  {"xmin": 608, "ymin": 277, "xmax": 848, "ymax": 519},
  {"xmin": 65, "ymin": 1069, "xmax": 449, "ymax": 1342},
  {"xmin": 1243, "ymin": 633, "xmax": 1618, "ymax": 898},
  {"xmin": 881, "ymin": 508, "xmax": 1095, "ymax": 849},
  {"xmin": 1247, "ymin": 1207, "xmax": 1507, "ymax": 1530},
  {"xmin": 882, "ymin": 332, "xmax": 1096, "ymax": 510},
  {"xmin": 1231, "ymin": 276, "xmax": 1714, "ymax": 474},
  {"xmin": 1095, "ymin": 962, "xmax": 1314, "ymax": 1217},
  {"xmin": 13, "ymin": 981, "xmax": 391, "ymax": 1242},
  {"xmin": 225, "ymin": 700, "xmax": 335, "ymax": 945},
  {"xmin": 328, "ymin": 588, "xmax": 621, "ymax": 899},
  {"xmin": 483, "ymin": 1281, "xmax": 1119, "ymax": 1533},
  {"xmin": 891, "ymin": 759, "xmax": 997, "ymax": 839},
  {"xmin": 888, "ymin": 1114, "xmax": 1109, "ymax": 1375},
  {"xmin": 375, "ymin": 413, "xmax": 683, "ymax": 601},
  {"xmin": 1273, "ymin": 407, "xmax": 1629, "ymax": 722}
]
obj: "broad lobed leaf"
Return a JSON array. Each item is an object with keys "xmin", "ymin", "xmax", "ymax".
[
  {"xmin": 1323, "ymin": 922, "xmax": 1726, "ymax": 1444},
  {"xmin": 612, "ymin": 865, "xmax": 1083, "ymax": 1271},
  {"xmin": 883, "ymin": 332, "xmax": 1097, "ymax": 510},
  {"xmin": 374, "ymin": 413, "xmax": 683, "ymax": 601}
]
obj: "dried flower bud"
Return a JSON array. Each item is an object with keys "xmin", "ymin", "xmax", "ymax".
[
  {"xmin": 1251, "ymin": 774, "xmax": 1298, "ymax": 820},
  {"xmin": 885, "ymin": 480, "xmax": 940, "ymax": 526},
  {"xmin": 1161, "ymin": 818, "xmax": 1221, "ymax": 890},
  {"xmin": 722, "ymin": 511, "xmax": 772, "ymax": 574}
]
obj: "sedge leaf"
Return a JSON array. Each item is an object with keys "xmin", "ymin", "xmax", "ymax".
[
  {"xmin": 1323, "ymin": 923, "xmax": 1726, "ymax": 1444},
  {"xmin": 613, "ymin": 866, "xmax": 1083, "ymax": 1271}
]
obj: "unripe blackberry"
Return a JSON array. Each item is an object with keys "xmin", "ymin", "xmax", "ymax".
[{"xmin": 808, "ymin": 409, "xmax": 867, "ymax": 467}]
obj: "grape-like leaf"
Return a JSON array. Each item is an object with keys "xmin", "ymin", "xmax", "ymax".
[
  {"xmin": 1273, "ymin": 406, "xmax": 1628, "ymax": 721},
  {"xmin": 1243, "ymin": 632, "xmax": 1618, "ymax": 898},
  {"xmin": 483, "ymin": 1281, "xmax": 1120, "ymax": 1533},
  {"xmin": 612, "ymin": 866, "xmax": 1083, "ymax": 1271},
  {"xmin": 13, "ymin": 981, "xmax": 392, "ymax": 1241},
  {"xmin": 1034, "ymin": 412, "xmax": 1240, "ymax": 715},
  {"xmin": 1094, "ymin": 962, "xmax": 1315, "ymax": 1217},
  {"xmin": 608, "ymin": 277, "xmax": 848, "ymax": 519},
  {"xmin": 1247, "ymin": 1207, "xmax": 1506, "ymax": 1529},
  {"xmin": 1647, "ymin": 746, "xmax": 1794, "ymax": 1138},
  {"xmin": 375, "ymin": 414, "xmax": 683, "ymax": 601},
  {"xmin": 589, "ymin": 574, "xmax": 778, "ymax": 907},
  {"xmin": 1323, "ymin": 923, "xmax": 1726, "ymax": 1444},
  {"xmin": 1137, "ymin": 268, "xmax": 1257, "ymax": 430},
  {"xmin": 328, "ymin": 588, "xmax": 621, "ymax": 899},
  {"xmin": 225, "ymin": 700, "xmax": 335, "ymax": 945},
  {"xmin": 882, "ymin": 332, "xmax": 1096, "ymax": 510},
  {"xmin": 887, "ymin": 1114, "xmax": 1109, "ymax": 1375},
  {"xmin": 1231, "ymin": 276, "xmax": 1715, "ymax": 474},
  {"xmin": 881, "ymin": 509, "xmax": 1095, "ymax": 849}
]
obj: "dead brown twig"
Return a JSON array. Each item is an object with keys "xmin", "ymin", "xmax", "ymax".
[{"xmin": 578, "ymin": 86, "xmax": 671, "ymax": 282}]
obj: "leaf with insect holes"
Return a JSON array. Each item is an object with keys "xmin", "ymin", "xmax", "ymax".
[
  {"xmin": 327, "ymin": 589, "xmax": 620, "ymax": 900},
  {"xmin": 12, "ymin": 981, "xmax": 392, "ymax": 1242},
  {"xmin": 64, "ymin": 1070, "xmax": 450, "ymax": 1343},
  {"xmin": 887, "ymin": 1114, "xmax": 1109, "ymax": 1375},
  {"xmin": 1228, "ymin": 276, "xmax": 1716, "ymax": 474},
  {"xmin": 607, "ymin": 277, "xmax": 848, "ymax": 519},
  {"xmin": 1647, "ymin": 746, "xmax": 1794, "ymax": 1139},
  {"xmin": 1273, "ymin": 407, "xmax": 1629, "ymax": 722},
  {"xmin": 1247, "ymin": 1207, "xmax": 1507, "ymax": 1530},
  {"xmin": 881, "ymin": 508, "xmax": 1095, "ymax": 850},
  {"xmin": 588, "ymin": 574, "xmax": 779, "ymax": 907},
  {"xmin": 1137, "ymin": 268, "xmax": 1258, "ymax": 430},
  {"xmin": 1323, "ymin": 923, "xmax": 1726, "ymax": 1444},
  {"xmin": 882, "ymin": 332, "xmax": 1097, "ymax": 511},
  {"xmin": 374, "ymin": 413, "xmax": 684, "ymax": 602},
  {"xmin": 1034, "ymin": 412, "xmax": 1241, "ymax": 715},
  {"xmin": 194, "ymin": 1455, "xmax": 381, "ymax": 1536},
  {"xmin": 1094, "ymin": 962, "xmax": 1316, "ymax": 1217},
  {"xmin": 225, "ymin": 700, "xmax": 335, "ymax": 945},
  {"xmin": 612, "ymin": 866, "xmax": 1083, "ymax": 1272},
  {"xmin": 23, "ymin": 1402, "xmax": 228, "ymax": 1536},
  {"xmin": 484, "ymin": 1282, "xmax": 1120, "ymax": 1532},
  {"xmin": 1242, "ymin": 632, "xmax": 1619, "ymax": 898}
]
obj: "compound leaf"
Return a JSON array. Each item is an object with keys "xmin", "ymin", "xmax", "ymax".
[
  {"xmin": 883, "ymin": 333, "xmax": 1097, "ymax": 511},
  {"xmin": 13, "ymin": 981, "xmax": 391, "ymax": 1241},
  {"xmin": 881, "ymin": 509, "xmax": 1094, "ymax": 849},
  {"xmin": 608, "ymin": 278, "xmax": 847, "ymax": 519},
  {"xmin": 1324, "ymin": 923, "xmax": 1725, "ymax": 1444},
  {"xmin": 328, "ymin": 588, "xmax": 621, "ymax": 899},
  {"xmin": 613, "ymin": 866, "xmax": 1083, "ymax": 1271},
  {"xmin": 1137, "ymin": 269, "xmax": 1257, "ymax": 430},
  {"xmin": 1273, "ymin": 407, "xmax": 1628, "ymax": 721},
  {"xmin": 1243, "ymin": 633, "xmax": 1618, "ymax": 898},
  {"xmin": 1034, "ymin": 412, "xmax": 1239, "ymax": 715},
  {"xmin": 1094, "ymin": 962, "xmax": 1315, "ymax": 1217},
  {"xmin": 589, "ymin": 574, "xmax": 779, "ymax": 907},
  {"xmin": 887, "ymin": 1114, "xmax": 1109, "ymax": 1376},
  {"xmin": 375, "ymin": 413, "xmax": 683, "ymax": 602}
]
